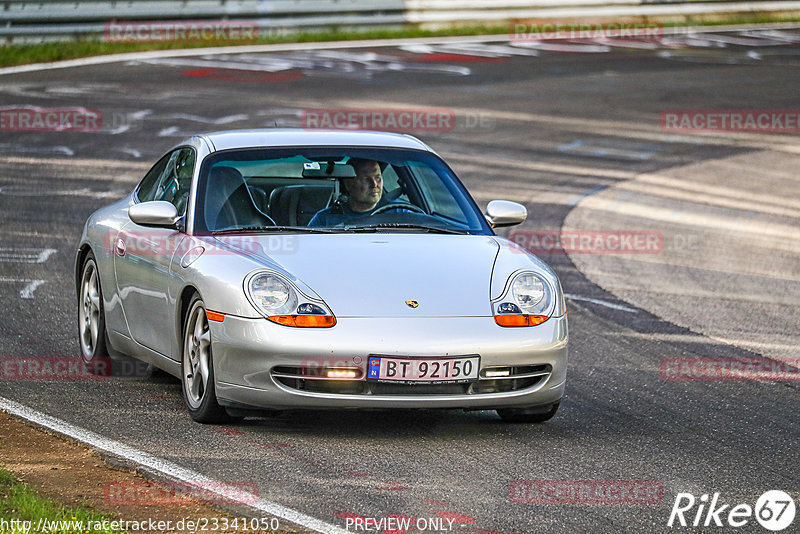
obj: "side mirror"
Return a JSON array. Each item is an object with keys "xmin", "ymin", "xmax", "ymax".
[
  {"xmin": 485, "ymin": 200, "xmax": 527, "ymax": 228},
  {"xmin": 129, "ymin": 201, "xmax": 180, "ymax": 228}
]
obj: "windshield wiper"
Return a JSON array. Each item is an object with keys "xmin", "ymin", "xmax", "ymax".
[
  {"xmin": 341, "ymin": 223, "xmax": 468, "ymax": 235},
  {"xmin": 212, "ymin": 226, "xmax": 336, "ymax": 235}
]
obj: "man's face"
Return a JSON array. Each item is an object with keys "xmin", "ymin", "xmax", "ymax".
[{"xmin": 346, "ymin": 161, "xmax": 383, "ymax": 212}]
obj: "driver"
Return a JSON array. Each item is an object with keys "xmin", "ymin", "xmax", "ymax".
[{"xmin": 308, "ymin": 158, "xmax": 410, "ymax": 227}]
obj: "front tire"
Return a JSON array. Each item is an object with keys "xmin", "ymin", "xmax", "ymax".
[
  {"xmin": 181, "ymin": 295, "xmax": 232, "ymax": 423},
  {"xmin": 496, "ymin": 402, "xmax": 560, "ymax": 423},
  {"xmin": 78, "ymin": 253, "xmax": 109, "ymax": 364}
]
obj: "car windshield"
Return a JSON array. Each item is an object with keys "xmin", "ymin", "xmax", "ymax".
[{"xmin": 194, "ymin": 147, "xmax": 492, "ymax": 235}]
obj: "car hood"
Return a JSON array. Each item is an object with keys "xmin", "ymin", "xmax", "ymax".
[{"xmin": 214, "ymin": 234, "xmax": 500, "ymax": 317}]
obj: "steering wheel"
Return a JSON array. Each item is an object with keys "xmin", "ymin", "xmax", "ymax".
[{"xmin": 371, "ymin": 202, "xmax": 426, "ymax": 216}]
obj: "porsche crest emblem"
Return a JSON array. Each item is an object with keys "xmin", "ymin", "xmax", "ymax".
[{"xmin": 405, "ymin": 300, "xmax": 419, "ymax": 308}]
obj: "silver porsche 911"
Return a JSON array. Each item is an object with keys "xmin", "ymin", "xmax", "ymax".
[{"xmin": 75, "ymin": 129, "xmax": 567, "ymax": 424}]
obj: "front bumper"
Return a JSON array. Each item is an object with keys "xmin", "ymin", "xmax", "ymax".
[{"xmin": 211, "ymin": 314, "xmax": 567, "ymax": 410}]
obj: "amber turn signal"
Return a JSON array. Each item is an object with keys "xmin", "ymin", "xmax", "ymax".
[
  {"xmin": 205, "ymin": 310, "xmax": 225, "ymax": 322},
  {"xmin": 494, "ymin": 314, "xmax": 549, "ymax": 327},
  {"xmin": 267, "ymin": 315, "xmax": 337, "ymax": 328}
]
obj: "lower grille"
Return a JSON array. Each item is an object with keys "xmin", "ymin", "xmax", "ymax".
[{"xmin": 271, "ymin": 364, "xmax": 552, "ymax": 396}]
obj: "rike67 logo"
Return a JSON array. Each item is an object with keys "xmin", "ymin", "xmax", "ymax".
[{"xmin": 668, "ymin": 490, "xmax": 796, "ymax": 531}]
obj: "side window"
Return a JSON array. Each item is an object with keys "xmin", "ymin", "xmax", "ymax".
[
  {"xmin": 146, "ymin": 148, "xmax": 196, "ymax": 214},
  {"xmin": 136, "ymin": 153, "xmax": 171, "ymax": 203}
]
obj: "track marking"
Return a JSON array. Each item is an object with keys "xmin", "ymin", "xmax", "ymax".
[
  {"xmin": 510, "ymin": 41, "xmax": 611, "ymax": 53},
  {"xmin": 400, "ymin": 43, "xmax": 539, "ymax": 57},
  {"xmin": 447, "ymin": 153, "xmax": 635, "ymax": 180},
  {"xmin": 0, "ymin": 186, "xmax": 126, "ymax": 198},
  {"xmin": 165, "ymin": 113, "xmax": 249, "ymax": 124},
  {"xmin": 0, "ymin": 155, "xmax": 150, "ymax": 170},
  {"xmin": 565, "ymin": 294, "xmax": 639, "ymax": 312},
  {"xmin": 0, "ymin": 248, "xmax": 56, "ymax": 264},
  {"xmin": 578, "ymin": 195, "xmax": 800, "ymax": 245},
  {"xmin": 1, "ymin": 23, "xmax": 799, "ymax": 77},
  {"xmin": 616, "ymin": 179, "xmax": 800, "ymax": 219},
  {"xmin": 120, "ymin": 148, "xmax": 142, "ymax": 158},
  {"xmin": 610, "ymin": 332, "xmax": 800, "ymax": 355},
  {"xmin": 567, "ymin": 185, "xmax": 607, "ymax": 206},
  {"xmin": 318, "ymin": 97, "xmax": 800, "ymax": 153},
  {"xmin": 0, "ymin": 143, "xmax": 74, "ymax": 156},
  {"xmin": 0, "ymin": 230, "xmax": 73, "ymax": 239},
  {"xmin": 0, "ymin": 397, "xmax": 350, "ymax": 534},
  {"xmin": 690, "ymin": 32, "xmax": 787, "ymax": 46},
  {"xmin": 20, "ymin": 280, "xmax": 46, "ymax": 299},
  {"xmin": 557, "ymin": 139, "xmax": 657, "ymax": 161},
  {"xmin": 0, "ymin": 278, "xmax": 48, "ymax": 299},
  {"xmin": 158, "ymin": 126, "xmax": 180, "ymax": 137}
]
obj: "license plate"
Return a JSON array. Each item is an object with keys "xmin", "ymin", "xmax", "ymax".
[{"xmin": 366, "ymin": 355, "xmax": 480, "ymax": 384}]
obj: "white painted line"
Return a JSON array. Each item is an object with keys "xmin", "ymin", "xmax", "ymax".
[
  {"xmin": 400, "ymin": 42, "xmax": 539, "ymax": 57},
  {"xmin": 0, "ymin": 248, "xmax": 57, "ymax": 264},
  {"xmin": 0, "ymin": 155, "xmax": 150, "ymax": 170},
  {"xmin": 557, "ymin": 139, "xmax": 657, "ymax": 161},
  {"xmin": 37, "ymin": 248, "xmax": 57, "ymax": 263},
  {"xmin": 108, "ymin": 124, "xmax": 131, "ymax": 135},
  {"xmin": 448, "ymin": 153, "xmax": 635, "ymax": 180},
  {"xmin": 0, "ymin": 186, "xmax": 125, "ymax": 198},
  {"xmin": 0, "ymin": 143, "xmax": 75, "ymax": 156},
  {"xmin": 690, "ymin": 32, "xmax": 786, "ymax": 46},
  {"xmin": 567, "ymin": 185, "xmax": 607, "ymax": 206},
  {"xmin": 158, "ymin": 126, "xmax": 180, "ymax": 137},
  {"xmin": 578, "ymin": 194, "xmax": 800, "ymax": 243},
  {"xmin": 19, "ymin": 280, "xmax": 46, "ymax": 299},
  {"xmin": 565, "ymin": 294, "xmax": 639, "ymax": 312},
  {"xmin": 0, "ymin": 396, "xmax": 350, "ymax": 534},
  {"xmin": 0, "ymin": 278, "xmax": 48, "ymax": 299},
  {"xmin": 121, "ymin": 148, "xmax": 142, "ymax": 158},
  {"xmin": 510, "ymin": 41, "xmax": 611, "ymax": 53},
  {"xmin": 1, "ymin": 23, "xmax": 799, "ymax": 77},
  {"xmin": 165, "ymin": 113, "xmax": 250, "ymax": 124}
]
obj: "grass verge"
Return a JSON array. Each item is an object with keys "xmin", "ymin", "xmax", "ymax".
[
  {"xmin": 0, "ymin": 13, "xmax": 799, "ymax": 69},
  {"xmin": 0, "ymin": 467, "xmax": 124, "ymax": 533}
]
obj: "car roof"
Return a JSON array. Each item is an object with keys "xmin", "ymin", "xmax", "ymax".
[{"xmin": 183, "ymin": 129, "xmax": 434, "ymax": 153}]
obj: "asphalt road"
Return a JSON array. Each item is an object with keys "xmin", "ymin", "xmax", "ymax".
[{"xmin": 1, "ymin": 26, "xmax": 799, "ymax": 534}]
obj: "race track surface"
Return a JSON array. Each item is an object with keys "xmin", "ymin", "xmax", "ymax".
[{"xmin": 1, "ymin": 27, "xmax": 799, "ymax": 533}]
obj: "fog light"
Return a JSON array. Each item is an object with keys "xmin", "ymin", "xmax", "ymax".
[
  {"xmin": 325, "ymin": 368, "xmax": 359, "ymax": 379},
  {"xmin": 485, "ymin": 369, "xmax": 511, "ymax": 378}
]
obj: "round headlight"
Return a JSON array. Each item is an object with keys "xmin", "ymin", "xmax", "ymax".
[
  {"xmin": 249, "ymin": 273, "xmax": 296, "ymax": 315},
  {"xmin": 511, "ymin": 272, "xmax": 551, "ymax": 315}
]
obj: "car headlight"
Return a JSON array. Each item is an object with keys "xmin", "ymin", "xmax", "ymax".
[
  {"xmin": 512, "ymin": 273, "xmax": 550, "ymax": 315},
  {"xmin": 494, "ymin": 271, "xmax": 554, "ymax": 327},
  {"xmin": 246, "ymin": 271, "xmax": 335, "ymax": 328},
  {"xmin": 249, "ymin": 273, "xmax": 297, "ymax": 315}
]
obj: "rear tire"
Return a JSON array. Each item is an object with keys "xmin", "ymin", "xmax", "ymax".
[
  {"xmin": 181, "ymin": 295, "xmax": 233, "ymax": 423},
  {"xmin": 496, "ymin": 402, "xmax": 560, "ymax": 423},
  {"xmin": 78, "ymin": 253, "xmax": 109, "ymax": 365}
]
